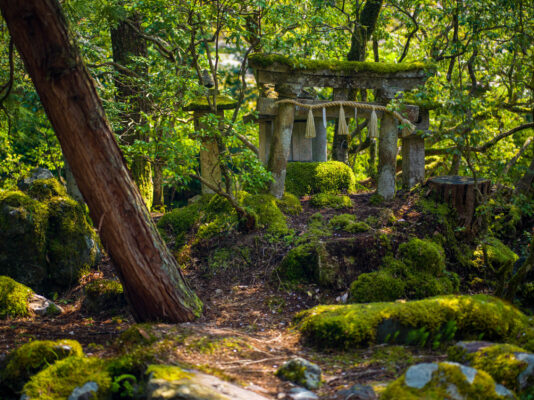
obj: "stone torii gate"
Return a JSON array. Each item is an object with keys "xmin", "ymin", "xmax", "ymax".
[{"xmin": 248, "ymin": 54, "xmax": 433, "ymax": 199}]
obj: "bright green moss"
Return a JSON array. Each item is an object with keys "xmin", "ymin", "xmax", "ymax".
[
  {"xmin": 300, "ymin": 212, "xmax": 331, "ymax": 241},
  {"xmin": 118, "ymin": 324, "xmax": 158, "ymax": 347},
  {"xmin": 0, "ymin": 276, "xmax": 33, "ymax": 319},
  {"xmin": 398, "ymin": 238, "xmax": 446, "ymax": 275},
  {"xmin": 350, "ymin": 270, "xmax": 406, "ymax": 303},
  {"xmin": 0, "ymin": 340, "xmax": 83, "ymax": 393},
  {"xmin": 285, "ymin": 161, "xmax": 356, "ymax": 197},
  {"xmin": 473, "ymin": 237, "xmax": 518, "ymax": 273},
  {"xmin": 243, "ymin": 194, "xmax": 289, "ymax": 236},
  {"xmin": 248, "ymin": 53, "xmax": 435, "ymax": 74},
  {"xmin": 157, "ymin": 202, "xmax": 202, "ymax": 246},
  {"xmin": 145, "ymin": 364, "xmax": 193, "ymax": 381},
  {"xmin": 26, "ymin": 178, "xmax": 67, "ymax": 201},
  {"xmin": 329, "ymin": 214, "xmax": 370, "ymax": 233},
  {"xmin": 184, "ymin": 95, "xmax": 237, "ymax": 111},
  {"xmin": 276, "ymin": 193, "xmax": 303, "ymax": 215},
  {"xmin": 448, "ymin": 343, "xmax": 532, "ymax": 393},
  {"xmin": 310, "ymin": 193, "xmax": 352, "ymax": 209},
  {"xmin": 22, "ymin": 356, "xmax": 112, "ymax": 400},
  {"xmin": 381, "ymin": 362, "xmax": 514, "ymax": 400},
  {"xmin": 132, "ymin": 158, "xmax": 153, "ymax": 210},
  {"xmin": 277, "ymin": 242, "xmax": 324, "ymax": 283},
  {"xmin": 295, "ymin": 295, "xmax": 531, "ymax": 349}
]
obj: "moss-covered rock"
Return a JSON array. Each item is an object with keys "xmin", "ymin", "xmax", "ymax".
[
  {"xmin": 473, "ymin": 237, "xmax": 519, "ymax": 275},
  {"xmin": 82, "ymin": 279, "xmax": 126, "ymax": 315},
  {"xmin": 447, "ymin": 342, "xmax": 534, "ymax": 395},
  {"xmin": 350, "ymin": 238, "xmax": 457, "ymax": 303},
  {"xmin": 46, "ymin": 197, "xmax": 99, "ymax": 289},
  {"xmin": 21, "ymin": 356, "xmax": 112, "ymax": 400},
  {"xmin": 276, "ymin": 193, "xmax": 303, "ymax": 215},
  {"xmin": 0, "ymin": 276, "xmax": 33, "ymax": 319},
  {"xmin": 381, "ymin": 362, "xmax": 516, "ymax": 399},
  {"xmin": 275, "ymin": 357, "xmax": 322, "ymax": 389},
  {"xmin": 295, "ymin": 295, "xmax": 533, "ymax": 350},
  {"xmin": 0, "ymin": 339, "xmax": 83, "ymax": 393},
  {"xmin": 285, "ymin": 161, "xmax": 356, "ymax": 197},
  {"xmin": 328, "ymin": 214, "xmax": 370, "ymax": 233},
  {"xmin": 0, "ymin": 191, "xmax": 48, "ymax": 290},
  {"xmin": 243, "ymin": 194, "xmax": 289, "ymax": 236},
  {"xmin": 157, "ymin": 202, "xmax": 202, "ymax": 248},
  {"xmin": 0, "ymin": 179, "xmax": 99, "ymax": 293},
  {"xmin": 310, "ymin": 193, "xmax": 352, "ymax": 209}
]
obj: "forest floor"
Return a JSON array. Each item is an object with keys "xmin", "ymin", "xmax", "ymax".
[{"xmin": 0, "ymin": 191, "xmax": 460, "ymax": 398}]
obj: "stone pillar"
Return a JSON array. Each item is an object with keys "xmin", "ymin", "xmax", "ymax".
[
  {"xmin": 195, "ymin": 110, "xmax": 223, "ymax": 194},
  {"xmin": 312, "ymin": 117, "xmax": 328, "ymax": 162},
  {"xmin": 402, "ymin": 134, "xmax": 425, "ymax": 188},
  {"xmin": 332, "ymin": 88, "xmax": 349, "ymax": 163},
  {"xmin": 259, "ymin": 119, "xmax": 272, "ymax": 166},
  {"xmin": 268, "ymin": 101, "xmax": 295, "ymax": 198},
  {"xmin": 377, "ymin": 112, "xmax": 398, "ymax": 200}
]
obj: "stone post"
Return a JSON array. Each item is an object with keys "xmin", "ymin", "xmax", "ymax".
[
  {"xmin": 194, "ymin": 110, "xmax": 223, "ymax": 194},
  {"xmin": 267, "ymin": 85, "xmax": 298, "ymax": 198},
  {"xmin": 377, "ymin": 112, "xmax": 398, "ymax": 200},
  {"xmin": 312, "ymin": 117, "xmax": 328, "ymax": 162},
  {"xmin": 402, "ymin": 134, "xmax": 425, "ymax": 188}
]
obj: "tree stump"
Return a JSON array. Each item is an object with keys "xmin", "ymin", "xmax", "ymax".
[{"xmin": 428, "ymin": 175, "xmax": 490, "ymax": 226}]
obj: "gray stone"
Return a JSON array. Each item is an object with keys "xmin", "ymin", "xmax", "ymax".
[
  {"xmin": 494, "ymin": 384, "xmax": 515, "ymax": 399},
  {"xmin": 28, "ymin": 293, "xmax": 63, "ymax": 316},
  {"xmin": 515, "ymin": 352, "xmax": 534, "ymax": 390},
  {"xmin": 404, "ymin": 363, "xmax": 438, "ymax": 389},
  {"xmin": 455, "ymin": 340, "xmax": 495, "ymax": 354},
  {"xmin": 146, "ymin": 367, "xmax": 269, "ymax": 400},
  {"xmin": 17, "ymin": 168, "xmax": 54, "ymax": 190},
  {"xmin": 287, "ymin": 387, "xmax": 318, "ymax": 400},
  {"xmin": 442, "ymin": 362, "xmax": 477, "ymax": 384},
  {"xmin": 335, "ymin": 384, "xmax": 377, "ymax": 400},
  {"xmin": 276, "ymin": 357, "xmax": 322, "ymax": 390},
  {"xmin": 68, "ymin": 381, "xmax": 98, "ymax": 400}
]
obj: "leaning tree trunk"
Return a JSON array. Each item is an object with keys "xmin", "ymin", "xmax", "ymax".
[
  {"xmin": 111, "ymin": 15, "xmax": 153, "ymax": 209},
  {"xmin": 0, "ymin": 0, "xmax": 202, "ymax": 322}
]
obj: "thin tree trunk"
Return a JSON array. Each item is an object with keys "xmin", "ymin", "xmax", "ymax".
[
  {"xmin": 111, "ymin": 15, "xmax": 153, "ymax": 209},
  {"xmin": 0, "ymin": 0, "xmax": 202, "ymax": 322},
  {"xmin": 515, "ymin": 151, "xmax": 534, "ymax": 196}
]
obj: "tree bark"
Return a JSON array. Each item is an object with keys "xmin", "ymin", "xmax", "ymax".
[
  {"xmin": 111, "ymin": 15, "xmax": 153, "ymax": 209},
  {"xmin": 268, "ymin": 102, "xmax": 295, "ymax": 198},
  {"xmin": 515, "ymin": 150, "xmax": 534, "ymax": 196},
  {"xmin": 0, "ymin": 0, "xmax": 202, "ymax": 322},
  {"xmin": 348, "ymin": 0, "xmax": 384, "ymax": 62}
]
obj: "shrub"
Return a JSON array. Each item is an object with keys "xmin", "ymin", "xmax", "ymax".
[{"xmin": 285, "ymin": 161, "xmax": 356, "ymax": 197}]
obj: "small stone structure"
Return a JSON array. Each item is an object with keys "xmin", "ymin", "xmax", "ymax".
[
  {"xmin": 184, "ymin": 94, "xmax": 237, "ymax": 194},
  {"xmin": 249, "ymin": 54, "xmax": 434, "ymax": 199}
]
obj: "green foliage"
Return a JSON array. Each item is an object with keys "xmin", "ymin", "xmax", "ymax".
[
  {"xmin": 21, "ymin": 357, "xmax": 112, "ymax": 400},
  {"xmin": 83, "ymin": 279, "xmax": 125, "ymax": 315},
  {"xmin": 26, "ymin": 178, "xmax": 67, "ymax": 201},
  {"xmin": 285, "ymin": 161, "xmax": 356, "ymax": 197},
  {"xmin": 157, "ymin": 202, "xmax": 202, "ymax": 247},
  {"xmin": 310, "ymin": 193, "xmax": 352, "ymax": 209},
  {"xmin": 328, "ymin": 214, "xmax": 370, "ymax": 233},
  {"xmin": 0, "ymin": 276, "xmax": 32, "ymax": 319},
  {"xmin": 398, "ymin": 237, "xmax": 446, "ymax": 275},
  {"xmin": 0, "ymin": 339, "xmax": 83, "ymax": 393},
  {"xmin": 295, "ymin": 294, "xmax": 533, "ymax": 350},
  {"xmin": 276, "ymin": 193, "xmax": 303, "ymax": 215}
]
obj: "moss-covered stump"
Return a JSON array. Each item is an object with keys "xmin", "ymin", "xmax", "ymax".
[
  {"xmin": 21, "ymin": 356, "xmax": 112, "ymax": 400},
  {"xmin": 447, "ymin": 341, "xmax": 534, "ymax": 395},
  {"xmin": 285, "ymin": 161, "xmax": 356, "ymax": 197},
  {"xmin": 381, "ymin": 362, "xmax": 516, "ymax": 399},
  {"xmin": 350, "ymin": 238, "xmax": 458, "ymax": 303},
  {"xmin": 0, "ymin": 178, "xmax": 99, "ymax": 293},
  {"xmin": 473, "ymin": 237, "xmax": 518, "ymax": 275},
  {"xmin": 0, "ymin": 276, "xmax": 33, "ymax": 319},
  {"xmin": 82, "ymin": 279, "xmax": 126, "ymax": 316},
  {"xmin": 146, "ymin": 364, "xmax": 270, "ymax": 400},
  {"xmin": 0, "ymin": 339, "xmax": 83, "ymax": 394},
  {"xmin": 295, "ymin": 295, "xmax": 533, "ymax": 350}
]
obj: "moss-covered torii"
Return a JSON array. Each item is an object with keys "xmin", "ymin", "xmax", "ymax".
[{"xmin": 0, "ymin": 0, "xmax": 202, "ymax": 322}]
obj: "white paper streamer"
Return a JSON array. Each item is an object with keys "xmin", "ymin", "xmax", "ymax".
[{"xmin": 322, "ymin": 107, "xmax": 327, "ymax": 128}]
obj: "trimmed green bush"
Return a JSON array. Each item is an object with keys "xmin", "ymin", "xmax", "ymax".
[
  {"xmin": 285, "ymin": 161, "xmax": 356, "ymax": 197},
  {"xmin": 310, "ymin": 193, "xmax": 352, "ymax": 209}
]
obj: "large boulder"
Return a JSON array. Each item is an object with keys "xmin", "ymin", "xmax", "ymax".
[
  {"xmin": 448, "ymin": 341, "xmax": 534, "ymax": 396},
  {"xmin": 0, "ymin": 178, "xmax": 99, "ymax": 293},
  {"xmin": 145, "ymin": 364, "xmax": 270, "ymax": 400},
  {"xmin": 382, "ymin": 362, "xmax": 516, "ymax": 399}
]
